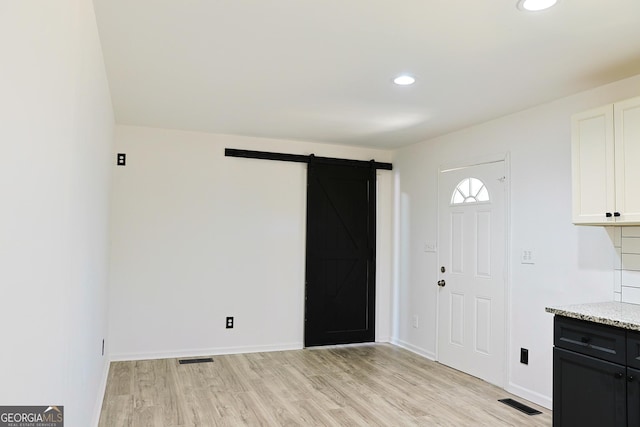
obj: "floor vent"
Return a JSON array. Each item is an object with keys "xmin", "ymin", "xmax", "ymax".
[
  {"xmin": 498, "ymin": 398, "xmax": 542, "ymax": 415},
  {"xmin": 178, "ymin": 357, "xmax": 214, "ymax": 365}
]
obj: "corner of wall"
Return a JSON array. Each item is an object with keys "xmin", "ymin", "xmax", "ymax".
[
  {"xmin": 505, "ymin": 382, "xmax": 552, "ymax": 410},
  {"xmin": 91, "ymin": 358, "xmax": 111, "ymax": 427},
  {"xmin": 390, "ymin": 338, "xmax": 437, "ymax": 361}
]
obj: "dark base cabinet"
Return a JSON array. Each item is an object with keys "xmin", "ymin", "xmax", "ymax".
[
  {"xmin": 553, "ymin": 316, "xmax": 640, "ymax": 427},
  {"xmin": 629, "ymin": 367, "xmax": 640, "ymax": 426},
  {"xmin": 553, "ymin": 347, "xmax": 626, "ymax": 426}
]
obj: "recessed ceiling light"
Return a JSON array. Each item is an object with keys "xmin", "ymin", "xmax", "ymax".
[
  {"xmin": 517, "ymin": 0, "xmax": 558, "ymax": 11},
  {"xmin": 393, "ymin": 75, "xmax": 415, "ymax": 86}
]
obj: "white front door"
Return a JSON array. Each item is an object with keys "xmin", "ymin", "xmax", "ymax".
[{"xmin": 437, "ymin": 160, "xmax": 506, "ymax": 387}]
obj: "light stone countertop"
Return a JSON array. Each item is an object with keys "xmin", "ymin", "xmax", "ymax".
[{"xmin": 546, "ymin": 301, "xmax": 640, "ymax": 331}]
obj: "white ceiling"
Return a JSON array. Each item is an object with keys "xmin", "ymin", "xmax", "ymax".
[{"xmin": 93, "ymin": 0, "xmax": 640, "ymax": 149}]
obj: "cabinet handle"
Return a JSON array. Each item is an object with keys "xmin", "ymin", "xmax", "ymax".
[
  {"xmin": 629, "ymin": 375, "xmax": 635, "ymax": 382},
  {"xmin": 614, "ymin": 212, "xmax": 621, "ymax": 217},
  {"xmin": 615, "ymin": 373, "xmax": 624, "ymax": 379},
  {"xmin": 606, "ymin": 212, "xmax": 613, "ymax": 218}
]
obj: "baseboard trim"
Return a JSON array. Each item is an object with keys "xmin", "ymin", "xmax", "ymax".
[
  {"xmin": 110, "ymin": 342, "xmax": 304, "ymax": 362},
  {"xmin": 388, "ymin": 340, "xmax": 552, "ymax": 410},
  {"xmin": 505, "ymin": 382, "xmax": 552, "ymax": 410},
  {"xmin": 92, "ymin": 357, "xmax": 111, "ymax": 427},
  {"xmin": 390, "ymin": 338, "xmax": 436, "ymax": 361}
]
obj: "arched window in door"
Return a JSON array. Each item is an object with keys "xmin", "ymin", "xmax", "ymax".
[{"xmin": 451, "ymin": 177, "xmax": 490, "ymax": 205}]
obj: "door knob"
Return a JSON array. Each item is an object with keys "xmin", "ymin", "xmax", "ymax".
[{"xmin": 437, "ymin": 280, "xmax": 446, "ymax": 287}]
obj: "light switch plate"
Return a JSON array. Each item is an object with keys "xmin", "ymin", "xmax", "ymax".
[
  {"xmin": 521, "ymin": 249, "xmax": 535, "ymax": 264},
  {"xmin": 424, "ymin": 241, "xmax": 437, "ymax": 252}
]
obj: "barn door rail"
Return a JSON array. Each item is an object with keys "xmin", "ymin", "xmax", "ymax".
[{"xmin": 224, "ymin": 148, "xmax": 392, "ymax": 171}]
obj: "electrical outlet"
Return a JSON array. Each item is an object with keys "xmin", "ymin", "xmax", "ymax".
[
  {"xmin": 226, "ymin": 317, "xmax": 234, "ymax": 329},
  {"xmin": 117, "ymin": 153, "xmax": 126, "ymax": 166},
  {"xmin": 412, "ymin": 315, "xmax": 419, "ymax": 328},
  {"xmin": 520, "ymin": 348, "xmax": 529, "ymax": 365}
]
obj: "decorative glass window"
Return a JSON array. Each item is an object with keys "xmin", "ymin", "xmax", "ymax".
[{"xmin": 451, "ymin": 177, "xmax": 490, "ymax": 204}]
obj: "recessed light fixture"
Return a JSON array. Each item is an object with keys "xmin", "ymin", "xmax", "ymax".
[
  {"xmin": 517, "ymin": 0, "xmax": 558, "ymax": 11},
  {"xmin": 393, "ymin": 75, "xmax": 415, "ymax": 86}
]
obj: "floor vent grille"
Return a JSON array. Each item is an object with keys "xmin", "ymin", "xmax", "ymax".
[
  {"xmin": 178, "ymin": 357, "xmax": 214, "ymax": 365},
  {"xmin": 498, "ymin": 398, "xmax": 542, "ymax": 415}
]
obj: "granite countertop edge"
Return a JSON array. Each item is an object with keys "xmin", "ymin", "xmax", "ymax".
[{"xmin": 546, "ymin": 301, "xmax": 640, "ymax": 331}]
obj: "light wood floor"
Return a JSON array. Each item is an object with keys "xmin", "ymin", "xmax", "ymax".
[{"xmin": 99, "ymin": 344, "xmax": 551, "ymax": 426}]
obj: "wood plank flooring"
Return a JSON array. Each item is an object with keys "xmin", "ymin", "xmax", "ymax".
[{"xmin": 98, "ymin": 344, "xmax": 551, "ymax": 426}]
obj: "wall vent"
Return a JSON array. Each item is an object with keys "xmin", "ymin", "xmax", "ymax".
[{"xmin": 498, "ymin": 398, "xmax": 541, "ymax": 415}]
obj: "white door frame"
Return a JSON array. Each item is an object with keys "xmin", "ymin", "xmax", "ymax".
[{"xmin": 435, "ymin": 152, "xmax": 511, "ymax": 388}]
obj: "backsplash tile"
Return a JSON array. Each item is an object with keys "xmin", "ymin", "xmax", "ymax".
[
  {"xmin": 619, "ymin": 227, "xmax": 640, "ymax": 305},
  {"xmin": 623, "ymin": 286, "xmax": 640, "ymax": 304},
  {"xmin": 615, "ymin": 270, "xmax": 622, "ymax": 292},
  {"xmin": 622, "ymin": 254, "xmax": 640, "ymax": 270},
  {"xmin": 623, "ymin": 237, "xmax": 640, "ymax": 253},
  {"xmin": 622, "ymin": 270, "xmax": 640, "ymax": 287},
  {"xmin": 622, "ymin": 227, "xmax": 640, "ymax": 238},
  {"xmin": 615, "ymin": 248, "xmax": 622, "ymax": 269},
  {"xmin": 613, "ymin": 226, "xmax": 623, "ymax": 247}
]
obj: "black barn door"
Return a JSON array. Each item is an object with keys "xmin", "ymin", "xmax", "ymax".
[{"xmin": 305, "ymin": 162, "xmax": 376, "ymax": 347}]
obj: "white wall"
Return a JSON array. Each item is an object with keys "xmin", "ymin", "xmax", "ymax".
[
  {"xmin": 392, "ymin": 73, "xmax": 640, "ymax": 408},
  {"xmin": 108, "ymin": 125, "xmax": 393, "ymax": 360},
  {"xmin": 0, "ymin": 1, "xmax": 114, "ymax": 426}
]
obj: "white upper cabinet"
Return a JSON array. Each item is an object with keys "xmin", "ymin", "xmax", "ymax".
[
  {"xmin": 614, "ymin": 97, "xmax": 640, "ymax": 223},
  {"xmin": 572, "ymin": 96, "xmax": 640, "ymax": 225},
  {"xmin": 572, "ymin": 105, "xmax": 614, "ymax": 224}
]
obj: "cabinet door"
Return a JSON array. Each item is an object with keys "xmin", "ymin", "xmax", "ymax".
[
  {"xmin": 628, "ymin": 367, "xmax": 640, "ymax": 426},
  {"xmin": 571, "ymin": 105, "xmax": 615, "ymax": 224},
  {"xmin": 614, "ymin": 96, "xmax": 640, "ymax": 223},
  {"xmin": 553, "ymin": 347, "xmax": 626, "ymax": 427}
]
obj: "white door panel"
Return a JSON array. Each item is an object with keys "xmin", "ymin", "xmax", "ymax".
[
  {"xmin": 475, "ymin": 297, "xmax": 491, "ymax": 355},
  {"xmin": 451, "ymin": 212, "xmax": 464, "ymax": 274},
  {"xmin": 450, "ymin": 293, "xmax": 464, "ymax": 346}
]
